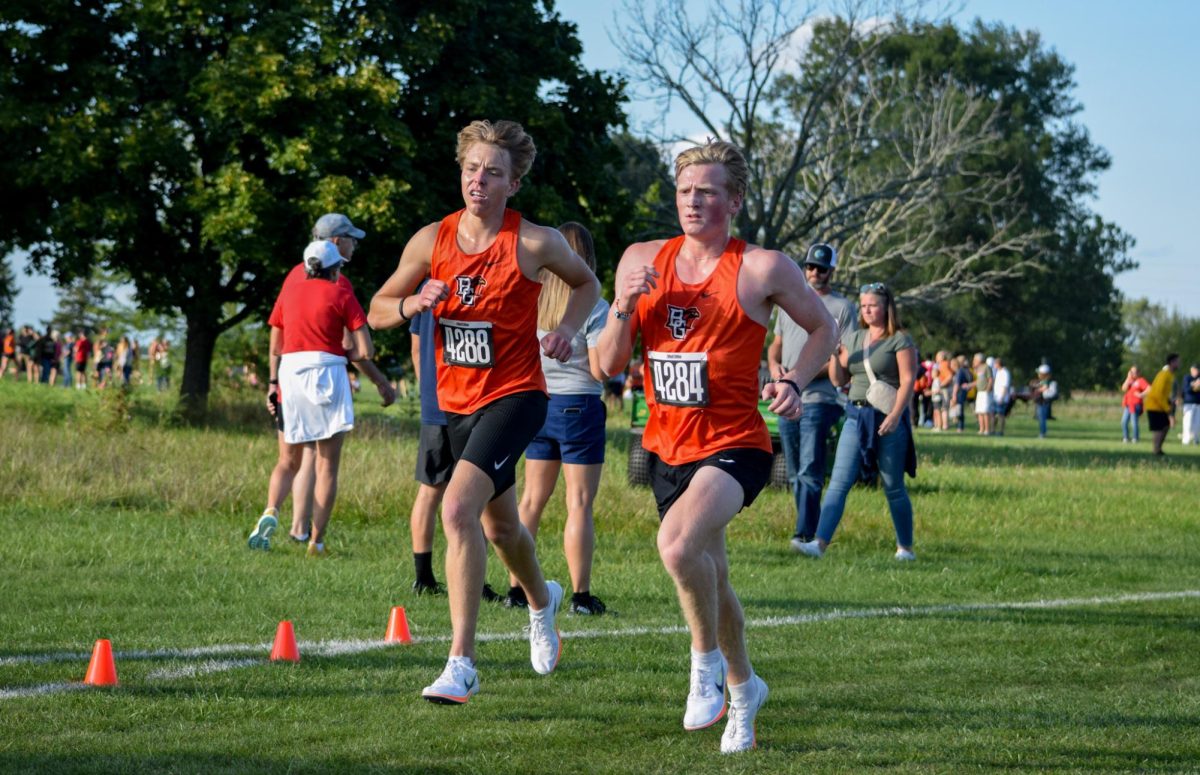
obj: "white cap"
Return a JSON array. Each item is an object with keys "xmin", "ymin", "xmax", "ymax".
[
  {"xmin": 304, "ymin": 240, "xmax": 343, "ymax": 271},
  {"xmin": 1037, "ymin": 364, "xmax": 1051, "ymax": 375}
]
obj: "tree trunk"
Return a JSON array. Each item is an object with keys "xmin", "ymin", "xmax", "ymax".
[{"xmin": 178, "ymin": 310, "xmax": 220, "ymax": 424}]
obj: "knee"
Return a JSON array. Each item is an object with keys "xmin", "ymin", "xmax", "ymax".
[
  {"xmin": 656, "ymin": 534, "xmax": 690, "ymax": 579},
  {"xmin": 440, "ymin": 498, "xmax": 478, "ymax": 537}
]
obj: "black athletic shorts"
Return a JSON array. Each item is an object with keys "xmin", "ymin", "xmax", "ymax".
[
  {"xmin": 1147, "ymin": 410, "xmax": 1170, "ymax": 432},
  {"xmin": 445, "ymin": 390, "xmax": 548, "ymax": 499},
  {"xmin": 415, "ymin": 422, "xmax": 454, "ymax": 487},
  {"xmin": 648, "ymin": 447, "xmax": 773, "ymax": 521}
]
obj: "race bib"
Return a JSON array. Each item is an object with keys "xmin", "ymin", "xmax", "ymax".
[
  {"xmin": 440, "ymin": 319, "xmax": 495, "ymax": 368},
  {"xmin": 648, "ymin": 350, "xmax": 709, "ymax": 407}
]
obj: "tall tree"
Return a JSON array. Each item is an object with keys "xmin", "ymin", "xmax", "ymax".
[
  {"xmin": 0, "ymin": 0, "xmax": 628, "ymax": 417},
  {"xmin": 614, "ymin": 0, "xmax": 1042, "ymax": 302},
  {"xmin": 0, "ymin": 254, "xmax": 15, "ymax": 329}
]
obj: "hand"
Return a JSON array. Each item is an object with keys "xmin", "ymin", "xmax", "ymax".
[
  {"xmin": 266, "ymin": 382, "xmax": 279, "ymax": 416},
  {"xmin": 376, "ymin": 380, "xmax": 396, "ymax": 407},
  {"xmin": 540, "ymin": 330, "xmax": 573, "ymax": 363},
  {"xmin": 762, "ymin": 380, "xmax": 803, "ymax": 420},
  {"xmin": 414, "ymin": 279, "xmax": 450, "ymax": 312},
  {"xmin": 878, "ymin": 412, "xmax": 900, "ymax": 436},
  {"xmin": 615, "ymin": 265, "xmax": 659, "ymax": 318}
]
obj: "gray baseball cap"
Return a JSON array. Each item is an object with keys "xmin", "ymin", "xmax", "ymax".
[
  {"xmin": 312, "ymin": 213, "xmax": 366, "ymax": 240},
  {"xmin": 805, "ymin": 243, "xmax": 837, "ymax": 269}
]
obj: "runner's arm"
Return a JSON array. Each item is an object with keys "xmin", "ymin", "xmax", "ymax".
[
  {"xmin": 529, "ymin": 226, "xmax": 600, "ymax": 362},
  {"xmin": 368, "ymin": 224, "xmax": 443, "ymax": 330},
  {"xmin": 597, "ymin": 242, "xmax": 659, "ymax": 377}
]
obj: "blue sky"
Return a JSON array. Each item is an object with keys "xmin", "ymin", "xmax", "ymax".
[{"xmin": 8, "ymin": 0, "xmax": 1198, "ymax": 325}]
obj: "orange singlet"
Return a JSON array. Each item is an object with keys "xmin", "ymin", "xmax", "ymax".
[
  {"xmin": 633, "ymin": 236, "xmax": 771, "ymax": 465},
  {"xmin": 431, "ymin": 208, "xmax": 546, "ymax": 415}
]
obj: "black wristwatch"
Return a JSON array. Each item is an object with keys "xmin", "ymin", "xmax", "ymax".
[{"xmin": 612, "ymin": 300, "xmax": 631, "ymax": 321}]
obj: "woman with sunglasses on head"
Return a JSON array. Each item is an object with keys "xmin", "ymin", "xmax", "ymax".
[{"xmin": 794, "ymin": 282, "xmax": 918, "ymax": 561}]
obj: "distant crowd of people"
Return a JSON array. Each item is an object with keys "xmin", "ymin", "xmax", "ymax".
[
  {"xmin": 1, "ymin": 326, "xmax": 175, "ymax": 391},
  {"xmin": 907, "ymin": 352, "xmax": 1058, "ymax": 438},
  {"xmin": 1121, "ymin": 354, "xmax": 1199, "ymax": 455}
]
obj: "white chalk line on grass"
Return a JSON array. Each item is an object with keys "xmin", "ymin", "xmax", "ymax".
[{"xmin": 3, "ymin": 588, "xmax": 1197, "ymax": 699}]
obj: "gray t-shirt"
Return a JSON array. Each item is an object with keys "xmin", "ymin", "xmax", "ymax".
[
  {"xmin": 842, "ymin": 328, "xmax": 916, "ymax": 402},
  {"xmin": 774, "ymin": 290, "xmax": 857, "ymax": 404},
  {"xmin": 539, "ymin": 298, "xmax": 610, "ymax": 396}
]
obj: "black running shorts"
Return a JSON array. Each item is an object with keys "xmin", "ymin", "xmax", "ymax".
[
  {"xmin": 648, "ymin": 447, "xmax": 773, "ymax": 521},
  {"xmin": 415, "ymin": 422, "xmax": 454, "ymax": 486},
  {"xmin": 446, "ymin": 391, "xmax": 548, "ymax": 499}
]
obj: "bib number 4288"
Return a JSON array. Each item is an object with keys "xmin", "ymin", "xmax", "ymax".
[
  {"xmin": 648, "ymin": 350, "xmax": 709, "ymax": 407},
  {"xmin": 441, "ymin": 319, "xmax": 495, "ymax": 368}
]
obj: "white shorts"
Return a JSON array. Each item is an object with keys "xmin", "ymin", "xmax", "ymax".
[
  {"xmin": 974, "ymin": 392, "xmax": 993, "ymax": 415},
  {"xmin": 279, "ymin": 351, "xmax": 354, "ymax": 444}
]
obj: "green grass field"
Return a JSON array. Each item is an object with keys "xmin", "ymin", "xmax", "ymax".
[{"xmin": 2, "ymin": 381, "xmax": 1198, "ymax": 774}]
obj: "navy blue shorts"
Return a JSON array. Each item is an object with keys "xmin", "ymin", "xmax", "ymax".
[{"xmin": 525, "ymin": 394, "xmax": 607, "ymax": 465}]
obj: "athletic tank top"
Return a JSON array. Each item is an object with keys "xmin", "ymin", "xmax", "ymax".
[
  {"xmin": 635, "ymin": 236, "xmax": 771, "ymax": 465},
  {"xmin": 431, "ymin": 208, "xmax": 546, "ymax": 415}
]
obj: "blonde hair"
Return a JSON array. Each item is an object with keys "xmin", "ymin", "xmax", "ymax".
[
  {"xmin": 456, "ymin": 120, "xmax": 537, "ymax": 180},
  {"xmin": 674, "ymin": 140, "xmax": 749, "ymax": 199},
  {"xmin": 858, "ymin": 287, "xmax": 902, "ymax": 337},
  {"xmin": 538, "ymin": 222, "xmax": 596, "ymax": 331}
]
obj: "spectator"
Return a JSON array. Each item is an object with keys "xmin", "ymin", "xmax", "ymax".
[
  {"xmin": 153, "ymin": 337, "xmax": 172, "ymax": 391},
  {"xmin": 1, "ymin": 328, "xmax": 15, "ymax": 379},
  {"xmin": 934, "ymin": 350, "xmax": 954, "ymax": 431},
  {"xmin": 972, "ymin": 353, "xmax": 993, "ymax": 435},
  {"xmin": 35, "ymin": 326, "xmax": 58, "ymax": 385},
  {"xmin": 115, "ymin": 336, "xmax": 134, "ymax": 386},
  {"xmin": 1144, "ymin": 354, "xmax": 1179, "ymax": 456},
  {"xmin": 794, "ymin": 281, "xmax": 917, "ymax": 561},
  {"xmin": 1030, "ymin": 363, "xmax": 1059, "ymax": 439},
  {"xmin": 767, "ymin": 241, "xmax": 856, "ymax": 546},
  {"xmin": 73, "ymin": 330, "xmax": 91, "ymax": 389},
  {"xmin": 992, "ymin": 356, "xmax": 1013, "ymax": 436},
  {"xmin": 1180, "ymin": 363, "xmax": 1200, "ymax": 445},
  {"xmin": 950, "ymin": 354, "xmax": 971, "ymax": 432},
  {"xmin": 1120, "ymin": 365, "xmax": 1150, "ymax": 443},
  {"xmin": 17, "ymin": 325, "xmax": 36, "ymax": 383}
]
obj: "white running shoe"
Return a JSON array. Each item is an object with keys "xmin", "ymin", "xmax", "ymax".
[
  {"xmin": 422, "ymin": 659, "xmax": 479, "ymax": 705},
  {"xmin": 683, "ymin": 654, "xmax": 728, "ymax": 730},
  {"xmin": 895, "ymin": 548, "xmax": 916, "ymax": 561},
  {"xmin": 720, "ymin": 675, "xmax": 769, "ymax": 754},
  {"xmin": 528, "ymin": 580, "xmax": 563, "ymax": 675},
  {"xmin": 793, "ymin": 539, "xmax": 824, "ymax": 558},
  {"xmin": 247, "ymin": 511, "xmax": 277, "ymax": 551}
]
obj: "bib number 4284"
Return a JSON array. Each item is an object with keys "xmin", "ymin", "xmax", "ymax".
[
  {"xmin": 648, "ymin": 350, "xmax": 709, "ymax": 407},
  {"xmin": 441, "ymin": 319, "xmax": 495, "ymax": 368}
]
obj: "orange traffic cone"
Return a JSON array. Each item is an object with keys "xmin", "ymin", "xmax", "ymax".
[
  {"xmin": 269, "ymin": 620, "xmax": 300, "ymax": 663},
  {"xmin": 385, "ymin": 606, "xmax": 412, "ymax": 644},
  {"xmin": 83, "ymin": 639, "xmax": 118, "ymax": 686}
]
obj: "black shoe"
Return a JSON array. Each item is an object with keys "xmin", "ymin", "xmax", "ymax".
[
  {"xmin": 412, "ymin": 579, "xmax": 444, "ymax": 596},
  {"xmin": 503, "ymin": 585, "xmax": 528, "ymax": 609},
  {"xmin": 569, "ymin": 592, "xmax": 607, "ymax": 616},
  {"xmin": 481, "ymin": 583, "xmax": 503, "ymax": 604}
]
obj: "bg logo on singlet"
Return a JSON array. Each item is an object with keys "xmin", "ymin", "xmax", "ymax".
[
  {"xmin": 454, "ymin": 274, "xmax": 487, "ymax": 306},
  {"xmin": 665, "ymin": 304, "xmax": 700, "ymax": 340}
]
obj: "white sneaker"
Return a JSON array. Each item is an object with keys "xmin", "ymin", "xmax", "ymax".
[
  {"xmin": 793, "ymin": 539, "xmax": 824, "ymax": 558},
  {"xmin": 683, "ymin": 654, "xmax": 728, "ymax": 730},
  {"xmin": 528, "ymin": 580, "xmax": 563, "ymax": 675},
  {"xmin": 422, "ymin": 659, "xmax": 479, "ymax": 705},
  {"xmin": 247, "ymin": 511, "xmax": 277, "ymax": 551},
  {"xmin": 895, "ymin": 548, "xmax": 916, "ymax": 561},
  {"xmin": 720, "ymin": 675, "xmax": 769, "ymax": 754}
]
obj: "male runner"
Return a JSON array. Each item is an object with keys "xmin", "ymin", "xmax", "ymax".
[
  {"xmin": 369, "ymin": 120, "xmax": 599, "ymax": 704},
  {"xmin": 597, "ymin": 140, "xmax": 836, "ymax": 753}
]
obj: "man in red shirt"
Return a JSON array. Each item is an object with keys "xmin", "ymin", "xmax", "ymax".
[
  {"xmin": 597, "ymin": 140, "xmax": 836, "ymax": 754},
  {"xmin": 369, "ymin": 120, "xmax": 599, "ymax": 704}
]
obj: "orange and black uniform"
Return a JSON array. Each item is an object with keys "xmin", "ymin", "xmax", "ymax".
[
  {"xmin": 429, "ymin": 208, "xmax": 548, "ymax": 494},
  {"xmin": 628, "ymin": 236, "xmax": 772, "ymax": 516}
]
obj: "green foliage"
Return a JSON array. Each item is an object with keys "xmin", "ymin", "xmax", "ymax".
[
  {"xmin": 876, "ymin": 20, "xmax": 1134, "ymax": 389},
  {"xmin": 0, "ymin": 253, "xmax": 14, "ymax": 329},
  {"xmin": 0, "ymin": 0, "xmax": 630, "ymax": 413},
  {"xmin": 1123, "ymin": 298, "xmax": 1200, "ymax": 375}
]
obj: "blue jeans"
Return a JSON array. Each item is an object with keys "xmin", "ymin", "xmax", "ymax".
[
  {"xmin": 1036, "ymin": 402, "xmax": 1051, "ymax": 437},
  {"xmin": 1121, "ymin": 406, "xmax": 1140, "ymax": 441},
  {"xmin": 815, "ymin": 405, "xmax": 914, "ymax": 548},
  {"xmin": 779, "ymin": 402, "xmax": 843, "ymax": 540}
]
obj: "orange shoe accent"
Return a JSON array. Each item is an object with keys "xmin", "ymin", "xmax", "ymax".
[
  {"xmin": 83, "ymin": 639, "xmax": 118, "ymax": 686},
  {"xmin": 269, "ymin": 620, "xmax": 300, "ymax": 663}
]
